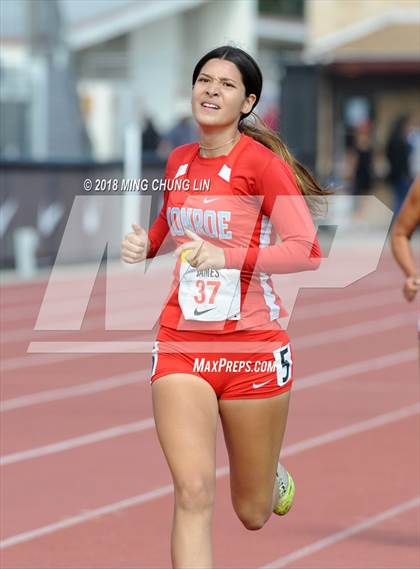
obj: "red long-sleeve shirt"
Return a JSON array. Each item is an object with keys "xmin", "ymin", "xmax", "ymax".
[{"xmin": 147, "ymin": 133, "xmax": 321, "ymax": 332}]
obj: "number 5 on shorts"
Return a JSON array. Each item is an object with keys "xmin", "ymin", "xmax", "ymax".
[
  {"xmin": 273, "ymin": 343, "xmax": 293, "ymax": 386},
  {"xmin": 151, "ymin": 341, "xmax": 159, "ymax": 377}
]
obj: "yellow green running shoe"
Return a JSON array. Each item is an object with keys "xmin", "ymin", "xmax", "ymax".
[{"xmin": 273, "ymin": 463, "xmax": 295, "ymax": 516}]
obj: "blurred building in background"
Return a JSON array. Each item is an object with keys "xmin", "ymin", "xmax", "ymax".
[
  {"xmin": 1, "ymin": 0, "xmax": 307, "ymax": 270},
  {"xmin": 0, "ymin": 0, "xmax": 92, "ymax": 161},
  {"xmin": 0, "ymin": 0, "xmax": 305, "ymax": 161},
  {"xmin": 1, "ymin": 0, "xmax": 418, "ymax": 169},
  {"xmin": 1, "ymin": 0, "xmax": 419, "ymax": 272},
  {"xmin": 281, "ymin": 0, "xmax": 420, "ymax": 189}
]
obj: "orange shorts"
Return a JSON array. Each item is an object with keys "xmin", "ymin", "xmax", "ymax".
[{"xmin": 149, "ymin": 325, "xmax": 294, "ymax": 400}]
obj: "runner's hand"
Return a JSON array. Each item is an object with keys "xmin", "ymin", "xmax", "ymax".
[
  {"xmin": 403, "ymin": 275, "xmax": 420, "ymax": 302},
  {"xmin": 121, "ymin": 223, "xmax": 149, "ymax": 264},
  {"xmin": 174, "ymin": 229, "xmax": 225, "ymax": 271}
]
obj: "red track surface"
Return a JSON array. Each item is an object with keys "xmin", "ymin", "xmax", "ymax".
[{"xmin": 1, "ymin": 250, "xmax": 419, "ymax": 569}]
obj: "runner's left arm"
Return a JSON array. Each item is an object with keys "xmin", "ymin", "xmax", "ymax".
[{"xmin": 223, "ymin": 156, "xmax": 322, "ymax": 273}]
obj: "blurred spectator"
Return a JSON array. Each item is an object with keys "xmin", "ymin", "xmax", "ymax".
[
  {"xmin": 349, "ymin": 121, "xmax": 374, "ymax": 217},
  {"xmin": 386, "ymin": 113, "xmax": 413, "ymax": 214},
  {"xmin": 408, "ymin": 124, "xmax": 420, "ymax": 178},
  {"xmin": 142, "ymin": 117, "xmax": 161, "ymax": 162},
  {"xmin": 262, "ymin": 104, "xmax": 279, "ymax": 132},
  {"xmin": 165, "ymin": 116, "xmax": 196, "ymax": 148},
  {"xmin": 158, "ymin": 99, "xmax": 198, "ymax": 157},
  {"xmin": 343, "ymin": 121, "xmax": 374, "ymax": 220}
]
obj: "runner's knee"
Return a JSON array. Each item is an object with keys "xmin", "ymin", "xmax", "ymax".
[
  {"xmin": 175, "ymin": 477, "xmax": 215, "ymax": 513},
  {"xmin": 234, "ymin": 499, "xmax": 271, "ymax": 530}
]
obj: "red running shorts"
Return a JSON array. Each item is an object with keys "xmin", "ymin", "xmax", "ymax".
[{"xmin": 149, "ymin": 325, "xmax": 294, "ymax": 400}]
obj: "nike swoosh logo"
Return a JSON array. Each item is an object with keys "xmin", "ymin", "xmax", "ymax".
[
  {"xmin": 252, "ymin": 379, "xmax": 273, "ymax": 389},
  {"xmin": 194, "ymin": 306, "xmax": 216, "ymax": 316},
  {"xmin": 203, "ymin": 198, "xmax": 219, "ymax": 204}
]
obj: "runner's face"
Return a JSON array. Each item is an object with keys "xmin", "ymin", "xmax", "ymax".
[{"xmin": 192, "ymin": 59, "xmax": 256, "ymax": 129}]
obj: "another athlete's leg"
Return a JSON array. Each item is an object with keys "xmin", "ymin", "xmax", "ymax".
[
  {"xmin": 218, "ymin": 390, "xmax": 291, "ymax": 530},
  {"xmin": 152, "ymin": 373, "xmax": 219, "ymax": 569}
]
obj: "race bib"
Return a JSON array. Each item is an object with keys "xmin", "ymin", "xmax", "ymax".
[{"xmin": 178, "ymin": 256, "xmax": 241, "ymax": 321}]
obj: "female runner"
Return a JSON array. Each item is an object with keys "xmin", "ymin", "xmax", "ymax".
[{"xmin": 121, "ymin": 46, "xmax": 327, "ymax": 569}]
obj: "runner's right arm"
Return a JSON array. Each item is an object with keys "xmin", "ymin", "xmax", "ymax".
[
  {"xmin": 391, "ymin": 176, "xmax": 420, "ymax": 277},
  {"xmin": 146, "ymin": 188, "xmax": 174, "ymax": 258},
  {"xmin": 146, "ymin": 153, "xmax": 178, "ymax": 259}
]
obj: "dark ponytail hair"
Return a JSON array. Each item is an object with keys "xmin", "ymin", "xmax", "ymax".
[{"xmin": 192, "ymin": 45, "xmax": 331, "ymax": 214}]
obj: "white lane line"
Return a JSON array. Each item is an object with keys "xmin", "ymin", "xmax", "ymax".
[
  {"xmin": 281, "ymin": 403, "xmax": 419, "ymax": 457},
  {"xmin": 1, "ymin": 350, "xmax": 416, "ymax": 464},
  {"xmin": 0, "ymin": 352, "xmax": 95, "ymax": 373},
  {"xmin": 2, "ymin": 283, "xmax": 413, "ymax": 367},
  {"xmin": 301, "ymin": 270, "xmax": 399, "ymax": 294},
  {"xmin": 0, "ymin": 364, "xmax": 418, "ymax": 464},
  {"xmin": 1, "ymin": 281, "xmax": 397, "ymax": 330},
  {"xmin": 1, "ymin": 347, "xmax": 416, "ymax": 413},
  {"xmin": 0, "ymin": 484, "xmax": 175, "ymax": 550},
  {"xmin": 0, "ymin": 418, "xmax": 155, "ymax": 466},
  {"xmin": 1, "ymin": 296, "xmax": 103, "ymax": 324},
  {"xmin": 260, "ymin": 496, "xmax": 420, "ymax": 569},
  {"xmin": 2, "ymin": 302, "xmax": 162, "ymax": 344},
  {"xmin": 24, "ymin": 312, "xmax": 415, "ymax": 356},
  {"xmin": 294, "ymin": 312, "xmax": 413, "ymax": 349},
  {"xmin": 0, "ymin": 266, "xmax": 399, "ymax": 309},
  {"xmin": 0, "ymin": 370, "xmax": 144, "ymax": 412},
  {"xmin": 1, "ymin": 404, "xmax": 417, "ymax": 549},
  {"xmin": 294, "ymin": 348, "xmax": 417, "ymax": 392},
  {"xmin": 0, "ymin": 259, "xmax": 170, "ymax": 304},
  {"xmin": 0, "ymin": 278, "xmax": 148, "ymax": 321},
  {"xmin": 26, "ymin": 341, "xmax": 154, "ymax": 353},
  {"xmin": 1, "ymin": 271, "xmax": 147, "ymax": 322},
  {"xmin": 293, "ymin": 286, "xmax": 398, "ymax": 320}
]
